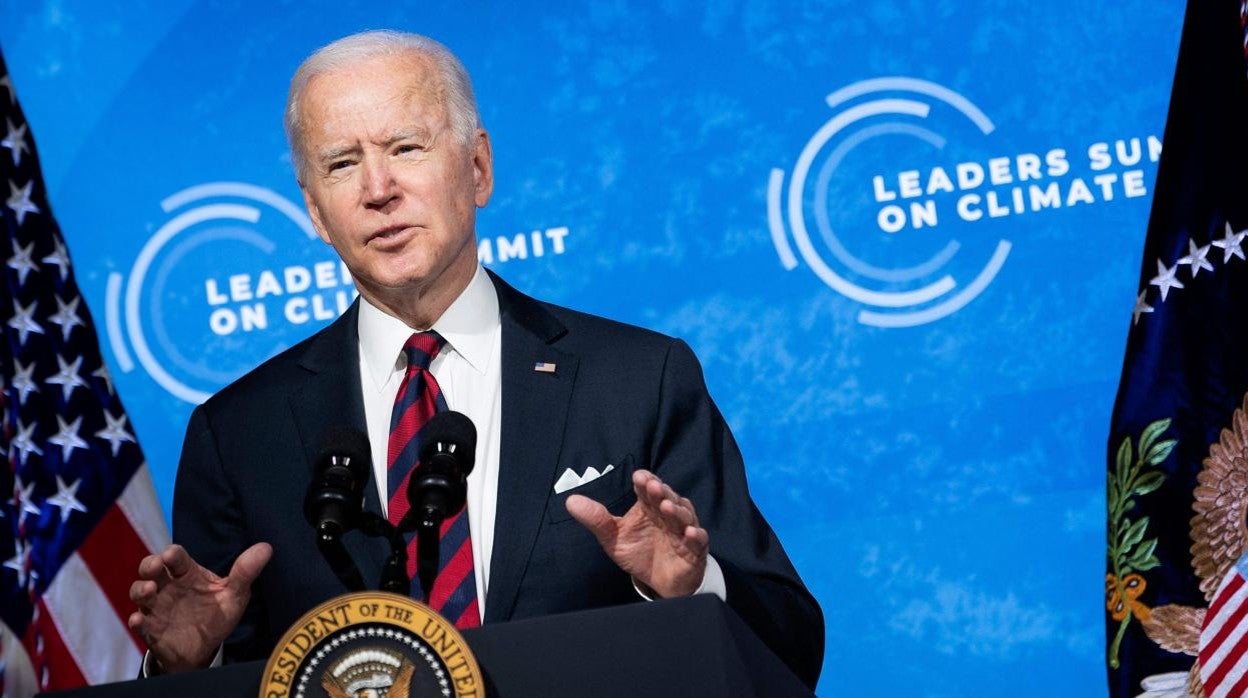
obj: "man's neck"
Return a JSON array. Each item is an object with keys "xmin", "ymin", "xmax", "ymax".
[{"xmin": 358, "ymin": 256, "xmax": 476, "ymax": 330}]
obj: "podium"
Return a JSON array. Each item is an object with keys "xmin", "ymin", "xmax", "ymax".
[{"xmin": 40, "ymin": 595, "xmax": 815, "ymax": 697}]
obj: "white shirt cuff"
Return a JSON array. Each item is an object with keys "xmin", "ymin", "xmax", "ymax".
[
  {"xmin": 632, "ymin": 554, "xmax": 726, "ymax": 602},
  {"xmin": 141, "ymin": 645, "xmax": 223, "ymax": 677}
]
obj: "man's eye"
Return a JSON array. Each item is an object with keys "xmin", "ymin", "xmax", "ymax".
[{"xmin": 327, "ymin": 160, "xmax": 353, "ymax": 172}]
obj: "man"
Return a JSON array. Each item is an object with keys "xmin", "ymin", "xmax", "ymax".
[{"xmin": 128, "ymin": 30, "xmax": 823, "ymax": 688}]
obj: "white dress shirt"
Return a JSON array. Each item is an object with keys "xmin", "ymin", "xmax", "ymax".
[{"xmin": 357, "ymin": 265, "xmax": 502, "ymax": 623}]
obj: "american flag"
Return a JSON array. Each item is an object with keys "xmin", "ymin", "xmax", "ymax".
[
  {"xmin": 1200, "ymin": 554, "xmax": 1248, "ymax": 698},
  {"xmin": 0, "ymin": 49, "xmax": 169, "ymax": 695}
]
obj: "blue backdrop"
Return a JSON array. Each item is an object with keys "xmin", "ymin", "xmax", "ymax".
[{"xmin": 0, "ymin": 2, "xmax": 1186, "ymax": 694}]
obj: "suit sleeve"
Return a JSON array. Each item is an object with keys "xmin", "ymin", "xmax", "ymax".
[
  {"xmin": 648, "ymin": 339, "xmax": 825, "ymax": 689},
  {"xmin": 171, "ymin": 404, "xmax": 269, "ymax": 663}
]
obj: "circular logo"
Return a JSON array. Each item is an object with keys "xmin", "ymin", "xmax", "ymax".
[
  {"xmin": 768, "ymin": 77, "xmax": 1012, "ymax": 327},
  {"xmin": 260, "ymin": 592, "xmax": 484, "ymax": 698},
  {"xmin": 105, "ymin": 182, "xmax": 355, "ymax": 403}
]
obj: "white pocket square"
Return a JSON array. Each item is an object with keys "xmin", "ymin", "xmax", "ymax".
[{"xmin": 554, "ymin": 464, "xmax": 615, "ymax": 494}]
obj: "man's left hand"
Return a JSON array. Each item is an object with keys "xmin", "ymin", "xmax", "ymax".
[{"xmin": 565, "ymin": 469, "xmax": 709, "ymax": 598}]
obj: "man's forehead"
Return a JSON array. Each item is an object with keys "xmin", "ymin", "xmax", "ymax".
[{"xmin": 298, "ymin": 54, "xmax": 448, "ymax": 135}]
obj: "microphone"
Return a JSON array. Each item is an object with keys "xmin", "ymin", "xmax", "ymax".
[
  {"xmin": 404, "ymin": 411, "xmax": 477, "ymax": 529},
  {"xmin": 303, "ymin": 426, "xmax": 372, "ymax": 546},
  {"xmin": 404, "ymin": 411, "xmax": 476, "ymax": 599}
]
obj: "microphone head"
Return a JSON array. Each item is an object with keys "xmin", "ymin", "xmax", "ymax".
[
  {"xmin": 304, "ymin": 425, "xmax": 372, "ymax": 540},
  {"xmin": 419, "ymin": 411, "xmax": 476, "ymax": 474},
  {"xmin": 317, "ymin": 425, "xmax": 372, "ymax": 480}
]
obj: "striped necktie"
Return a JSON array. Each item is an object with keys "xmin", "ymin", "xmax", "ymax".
[{"xmin": 386, "ymin": 331, "xmax": 480, "ymax": 629}]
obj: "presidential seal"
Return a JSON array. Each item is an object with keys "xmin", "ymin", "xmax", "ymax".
[{"xmin": 259, "ymin": 592, "xmax": 483, "ymax": 698}]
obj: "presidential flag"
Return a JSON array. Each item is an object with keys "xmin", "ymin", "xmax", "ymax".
[
  {"xmin": 1106, "ymin": 1, "xmax": 1248, "ymax": 696},
  {"xmin": 0, "ymin": 49, "xmax": 169, "ymax": 694}
]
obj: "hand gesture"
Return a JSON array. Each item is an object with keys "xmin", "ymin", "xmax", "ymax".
[
  {"xmin": 127, "ymin": 542, "xmax": 272, "ymax": 673},
  {"xmin": 565, "ymin": 469, "xmax": 708, "ymax": 598}
]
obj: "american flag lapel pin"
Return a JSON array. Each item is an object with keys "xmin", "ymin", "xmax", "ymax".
[{"xmin": 533, "ymin": 361, "xmax": 557, "ymax": 374}]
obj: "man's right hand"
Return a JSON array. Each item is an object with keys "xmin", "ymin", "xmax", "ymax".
[{"xmin": 127, "ymin": 542, "xmax": 272, "ymax": 674}]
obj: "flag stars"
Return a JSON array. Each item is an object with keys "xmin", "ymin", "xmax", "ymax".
[
  {"xmin": 1212, "ymin": 222, "xmax": 1248, "ymax": 263},
  {"xmin": 7, "ymin": 240, "xmax": 37, "ymax": 284},
  {"xmin": 12, "ymin": 360, "xmax": 38, "ymax": 405},
  {"xmin": 48, "ymin": 415, "xmax": 89, "ymax": 461},
  {"xmin": 11, "ymin": 421, "xmax": 42, "ymax": 467},
  {"xmin": 1178, "ymin": 239, "xmax": 1214, "ymax": 278},
  {"xmin": 48, "ymin": 295, "xmax": 83, "ymax": 341},
  {"xmin": 46, "ymin": 475, "xmax": 86, "ymax": 522},
  {"xmin": 1, "ymin": 118, "xmax": 29, "ymax": 167},
  {"xmin": 0, "ymin": 75, "xmax": 13, "ymax": 105},
  {"xmin": 47, "ymin": 354, "xmax": 87, "ymax": 401},
  {"xmin": 1133, "ymin": 291, "xmax": 1154, "ymax": 325},
  {"xmin": 95, "ymin": 410, "xmax": 135, "ymax": 456},
  {"xmin": 92, "ymin": 364, "xmax": 114, "ymax": 395},
  {"xmin": 13, "ymin": 475, "xmax": 41, "ymax": 526},
  {"xmin": 6, "ymin": 179, "xmax": 40, "ymax": 226},
  {"xmin": 4, "ymin": 538, "xmax": 30, "ymax": 587},
  {"xmin": 1149, "ymin": 259, "xmax": 1185, "ymax": 301},
  {"xmin": 42, "ymin": 237, "xmax": 70, "ymax": 281},
  {"xmin": 8, "ymin": 299, "xmax": 43, "ymax": 344}
]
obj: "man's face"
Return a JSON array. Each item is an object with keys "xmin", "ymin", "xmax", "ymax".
[{"xmin": 296, "ymin": 51, "xmax": 492, "ymax": 314}]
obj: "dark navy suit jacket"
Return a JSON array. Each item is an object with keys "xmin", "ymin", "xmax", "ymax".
[{"xmin": 173, "ymin": 272, "xmax": 824, "ymax": 687}]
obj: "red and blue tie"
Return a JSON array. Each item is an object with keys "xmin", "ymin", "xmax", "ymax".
[{"xmin": 386, "ymin": 331, "xmax": 480, "ymax": 629}]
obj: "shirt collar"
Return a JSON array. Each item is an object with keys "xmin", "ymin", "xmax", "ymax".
[{"xmin": 357, "ymin": 265, "xmax": 499, "ymax": 392}]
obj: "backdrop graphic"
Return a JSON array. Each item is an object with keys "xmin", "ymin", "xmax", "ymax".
[{"xmin": 0, "ymin": 2, "xmax": 1186, "ymax": 695}]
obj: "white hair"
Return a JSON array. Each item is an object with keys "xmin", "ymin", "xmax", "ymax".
[{"xmin": 284, "ymin": 30, "xmax": 482, "ymax": 180}]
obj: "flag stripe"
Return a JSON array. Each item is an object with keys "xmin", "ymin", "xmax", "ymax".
[
  {"xmin": 1218, "ymin": 655, "xmax": 1248, "ymax": 698},
  {"xmin": 74, "ymin": 503, "xmax": 151, "ymax": 649},
  {"xmin": 115, "ymin": 465, "xmax": 170, "ymax": 554},
  {"xmin": 22, "ymin": 600, "xmax": 87, "ymax": 692},
  {"xmin": 1203, "ymin": 583, "xmax": 1248, "ymax": 680},
  {"xmin": 1209, "ymin": 574, "xmax": 1248, "ymax": 628},
  {"xmin": 40, "ymin": 554, "xmax": 142, "ymax": 684},
  {"xmin": 1203, "ymin": 575, "xmax": 1248, "ymax": 660},
  {"xmin": 1, "ymin": 619, "xmax": 37, "ymax": 698}
]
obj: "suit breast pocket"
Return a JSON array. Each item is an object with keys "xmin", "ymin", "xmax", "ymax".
[{"xmin": 547, "ymin": 454, "xmax": 635, "ymax": 524}]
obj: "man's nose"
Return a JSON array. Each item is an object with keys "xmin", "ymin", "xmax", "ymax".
[{"xmin": 361, "ymin": 158, "xmax": 399, "ymax": 209}]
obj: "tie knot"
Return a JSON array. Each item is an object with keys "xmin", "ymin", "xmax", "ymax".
[{"xmin": 403, "ymin": 331, "xmax": 444, "ymax": 371}]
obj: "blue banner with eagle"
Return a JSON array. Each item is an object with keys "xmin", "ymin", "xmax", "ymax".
[{"xmin": 1106, "ymin": 1, "xmax": 1248, "ymax": 696}]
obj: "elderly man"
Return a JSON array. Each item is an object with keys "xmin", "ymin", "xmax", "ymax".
[{"xmin": 128, "ymin": 30, "xmax": 823, "ymax": 688}]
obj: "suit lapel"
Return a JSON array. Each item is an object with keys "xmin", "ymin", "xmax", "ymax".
[
  {"xmin": 288, "ymin": 301, "xmax": 390, "ymax": 584},
  {"xmin": 485, "ymin": 272, "xmax": 579, "ymax": 622}
]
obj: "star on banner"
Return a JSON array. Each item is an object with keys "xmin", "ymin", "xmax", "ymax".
[
  {"xmin": 1149, "ymin": 259, "xmax": 1185, "ymax": 302},
  {"xmin": 10, "ymin": 420, "xmax": 43, "ymax": 468},
  {"xmin": 1133, "ymin": 291, "xmax": 1155, "ymax": 325},
  {"xmin": 48, "ymin": 415, "xmax": 89, "ymax": 461},
  {"xmin": 47, "ymin": 354, "xmax": 87, "ymax": 401},
  {"xmin": 42, "ymin": 237, "xmax": 70, "ymax": 281},
  {"xmin": 45, "ymin": 476, "xmax": 87, "ymax": 523},
  {"xmin": 1178, "ymin": 239, "xmax": 1215, "ymax": 277},
  {"xmin": 8, "ymin": 299, "xmax": 42, "ymax": 345},
  {"xmin": 1, "ymin": 117, "xmax": 28, "ymax": 167},
  {"xmin": 0, "ymin": 74, "xmax": 13, "ymax": 105},
  {"xmin": 1212, "ymin": 222, "xmax": 1248, "ymax": 263},
  {"xmin": 48, "ymin": 295, "xmax": 83, "ymax": 341},
  {"xmin": 7, "ymin": 239, "xmax": 37, "ymax": 284},
  {"xmin": 13, "ymin": 475, "xmax": 41, "ymax": 526},
  {"xmin": 12, "ymin": 359, "xmax": 37, "ymax": 404},
  {"xmin": 4, "ymin": 538, "xmax": 29, "ymax": 587},
  {"xmin": 95, "ymin": 410, "xmax": 135, "ymax": 456},
  {"xmin": 5, "ymin": 178, "xmax": 39, "ymax": 226}
]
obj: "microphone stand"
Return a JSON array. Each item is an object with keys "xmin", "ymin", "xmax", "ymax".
[
  {"xmin": 415, "ymin": 508, "xmax": 442, "ymax": 601},
  {"xmin": 359, "ymin": 512, "xmax": 411, "ymax": 595}
]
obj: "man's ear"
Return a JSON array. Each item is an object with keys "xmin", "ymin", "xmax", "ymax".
[
  {"xmin": 472, "ymin": 129, "xmax": 494, "ymax": 209},
  {"xmin": 300, "ymin": 185, "xmax": 334, "ymax": 245}
]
